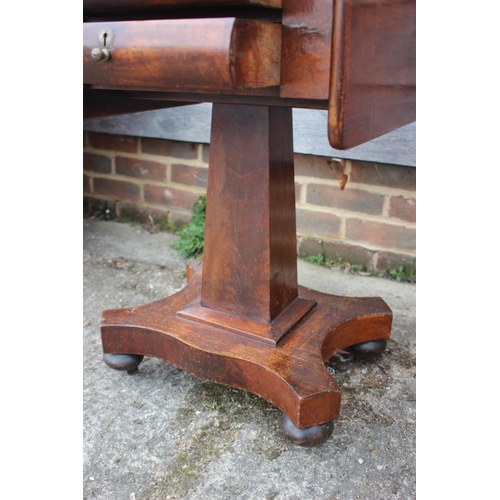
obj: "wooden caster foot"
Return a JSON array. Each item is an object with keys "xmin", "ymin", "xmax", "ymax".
[
  {"xmin": 281, "ymin": 414, "xmax": 333, "ymax": 446},
  {"xmin": 349, "ymin": 339, "xmax": 387, "ymax": 357},
  {"xmin": 103, "ymin": 353, "xmax": 144, "ymax": 374}
]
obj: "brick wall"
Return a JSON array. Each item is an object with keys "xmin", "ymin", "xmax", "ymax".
[{"xmin": 83, "ymin": 132, "xmax": 416, "ymax": 272}]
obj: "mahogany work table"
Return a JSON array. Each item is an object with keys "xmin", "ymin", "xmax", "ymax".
[{"xmin": 84, "ymin": 0, "xmax": 415, "ymax": 445}]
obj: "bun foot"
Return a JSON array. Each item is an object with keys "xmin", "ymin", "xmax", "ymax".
[
  {"xmin": 103, "ymin": 353, "xmax": 144, "ymax": 375},
  {"xmin": 281, "ymin": 414, "xmax": 334, "ymax": 446},
  {"xmin": 350, "ymin": 339, "xmax": 387, "ymax": 357}
]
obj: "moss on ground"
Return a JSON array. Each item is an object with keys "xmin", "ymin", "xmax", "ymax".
[{"xmin": 138, "ymin": 381, "xmax": 287, "ymax": 499}]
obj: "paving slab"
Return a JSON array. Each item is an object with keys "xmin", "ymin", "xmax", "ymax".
[{"xmin": 83, "ymin": 219, "xmax": 416, "ymax": 500}]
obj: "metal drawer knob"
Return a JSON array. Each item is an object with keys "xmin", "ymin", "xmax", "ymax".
[{"xmin": 91, "ymin": 47, "xmax": 110, "ymax": 61}]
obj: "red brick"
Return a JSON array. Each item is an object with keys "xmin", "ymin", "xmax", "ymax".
[
  {"xmin": 296, "ymin": 208, "xmax": 341, "ymax": 237},
  {"xmin": 298, "ymin": 237, "xmax": 376, "ymax": 269},
  {"xmin": 346, "ymin": 218, "xmax": 415, "ymax": 251},
  {"xmin": 116, "ymin": 156, "xmax": 166, "ymax": 181},
  {"xmin": 350, "ymin": 161, "xmax": 416, "ymax": 191},
  {"xmin": 144, "ymin": 184, "xmax": 200, "ymax": 209},
  {"xmin": 83, "ymin": 153, "xmax": 111, "ymax": 173},
  {"xmin": 151, "ymin": 207, "xmax": 191, "ymax": 228},
  {"xmin": 171, "ymin": 164, "xmax": 208, "ymax": 187},
  {"xmin": 142, "ymin": 138, "xmax": 198, "ymax": 159},
  {"xmin": 93, "ymin": 178, "xmax": 141, "ymax": 201},
  {"xmin": 306, "ymin": 183, "xmax": 384, "ymax": 215},
  {"xmin": 388, "ymin": 195, "xmax": 416, "ymax": 223},
  {"xmin": 115, "ymin": 201, "xmax": 147, "ymax": 222},
  {"xmin": 170, "ymin": 210, "xmax": 194, "ymax": 227},
  {"xmin": 295, "ymin": 154, "xmax": 345, "ymax": 180},
  {"xmin": 377, "ymin": 251, "xmax": 416, "ymax": 275},
  {"xmin": 83, "ymin": 174, "xmax": 91, "ymax": 194},
  {"xmin": 87, "ymin": 132, "xmax": 138, "ymax": 153}
]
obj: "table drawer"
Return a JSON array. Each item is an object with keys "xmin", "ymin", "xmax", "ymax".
[{"xmin": 83, "ymin": 18, "xmax": 281, "ymax": 92}]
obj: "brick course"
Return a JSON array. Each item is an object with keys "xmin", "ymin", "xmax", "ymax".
[
  {"xmin": 142, "ymin": 138, "xmax": 198, "ymax": 159},
  {"xmin": 298, "ymin": 237, "xmax": 377, "ymax": 270},
  {"xmin": 345, "ymin": 218, "xmax": 416, "ymax": 251},
  {"xmin": 388, "ymin": 195, "xmax": 416, "ymax": 223},
  {"xmin": 296, "ymin": 208, "xmax": 342, "ymax": 238},
  {"xmin": 115, "ymin": 156, "xmax": 167, "ymax": 182},
  {"xmin": 295, "ymin": 154, "xmax": 345, "ymax": 180},
  {"xmin": 306, "ymin": 183, "xmax": 385, "ymax": 215},
  {"xmin": 144, "ymin": 184, "xmax": 199, "ymax": 209},
  {"xmin": 377, "ymin": 251, "xmax": 416, "ymax": 274},
  {"xmin": 87, "ymin": 132, "xmax": 138, "ymax": 153},
  {"xmin": 83, "ymin": 153, "xmax": 111, "ymax": 174},
  {"xmin": 83, "ymin": 132, "xmax": 416, "ymax": 272},
  {"xmin": 93, "ymin": 177, "xmax": 141, "ymax": 201},
  {"xmin": 171, "ymin": 164, "xmax": 208, "ymax": 187}
]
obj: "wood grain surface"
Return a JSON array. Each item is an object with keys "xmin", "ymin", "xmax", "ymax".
[
  {"xmin": 99, "ymin": 103, "xmax": 393, "ymax": 430},
  {"xmin": 280, "ymin": 0, "xmax": 333, "ymax": 100},
  {"xmin": 201, "ymin": 104, "xmax": 298, "ymax": 331},
  {"xmin": 84, "ymin": 18, "xmax": 281, "ymax": 92},
  {"xmin": 328, "ymin": 0, "xmax": 416, "ymax": 149},
  {"xmin": 101, "ymin": 262, "xmax": 392, "ymax": 428},
  {"xmin": 85, "ymin": 0, "xmax": 406, "ymax": 435}
]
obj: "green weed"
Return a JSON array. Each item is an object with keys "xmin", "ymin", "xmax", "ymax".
[
  {"xmin": 385, "ymin": 262, "xmax": 416, "ymax": 283},
  {"xmin": 171, "ymin": 196, "xmax": 206, "ymax": 258}
]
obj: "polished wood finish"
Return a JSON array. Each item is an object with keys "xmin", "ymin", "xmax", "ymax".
[
  {"xmin": 328, "ymin": 0, "xmax": 416, "ymax": 149},
  {"xmin": 280, "ymin": 0, "xmax": 333, "ymax": 100},
  {"xmin": 231, "ymin": 20, "xmax": 282, "ymax": 89},
  {"xmin": 179, "ymin": 105, "xmax": 316, "ymax": 345},
  {"xmin": 84, "ymin": 18, "xmax": 281, "ymax": 92},
  {"xmin": 84, "ymin": 0, "xmax": 415, "ymax": 147},
  {"xmin": 99, "ymin": 104, "xmax": 393, "ymax": 432},
  {"xmin": 102, "ymin": 259, "xmax": 392, "ymax": 429},
  {"xmin": 84, "ymin": 0, "xmax": 412, "ymax": 443},
  {"xmin": 201, "ymin": 104, "xmax": 298, "ymax": 325}
]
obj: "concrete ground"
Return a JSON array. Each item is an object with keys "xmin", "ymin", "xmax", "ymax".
[{"xmin": 83, "ymin": 219, "xmax": 416, "ymax": 500}]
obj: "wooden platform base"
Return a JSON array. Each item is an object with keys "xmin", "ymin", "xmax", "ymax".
[{"xmin": 101, "ymin": 261, "xmax": 392, "ymax": 431}]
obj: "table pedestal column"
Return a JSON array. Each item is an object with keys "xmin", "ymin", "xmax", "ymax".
[{"xmin": 101, "ymin": 103, "xmax": 392, "ymax": 445}]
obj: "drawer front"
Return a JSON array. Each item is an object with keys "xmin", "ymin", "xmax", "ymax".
[{"xmin": 83, "ymin": 18, "xmax": 281, "ymax": 92}]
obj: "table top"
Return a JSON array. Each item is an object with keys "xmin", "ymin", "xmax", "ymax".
[{"xmin": 83, "ymin": 0, "xmax": 415, "ymax": 150}]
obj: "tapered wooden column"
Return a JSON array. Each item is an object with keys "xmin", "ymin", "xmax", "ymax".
[{"xmin": 178, "ymin": 104, "xmax": 316, "ymax": 345}]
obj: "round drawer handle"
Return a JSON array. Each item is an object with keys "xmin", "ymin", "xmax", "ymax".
[{"xmin": 91, "ymin": 47, "xmax": 110, "ymax": 62}]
